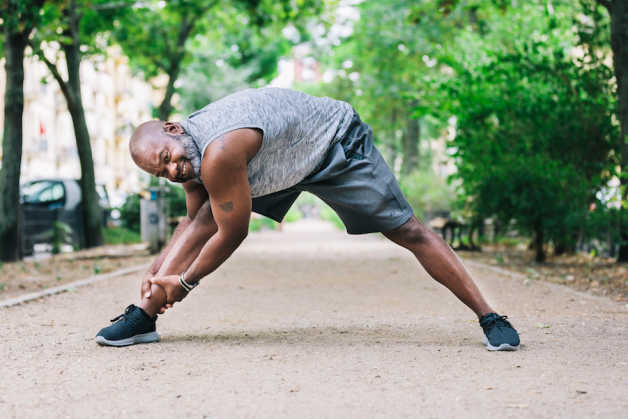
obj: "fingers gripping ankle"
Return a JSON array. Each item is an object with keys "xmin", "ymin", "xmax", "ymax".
[{"xmin": 140, "ymin": 284, "xmax": 167, "ymax": 317}]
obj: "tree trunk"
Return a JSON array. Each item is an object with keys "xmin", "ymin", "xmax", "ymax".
[
  {"xmin": 157, "ymin": 68, "xmax": 180, "ymax": 121},
  {"xmin": 401, "ymin": 100, "xmax": 420, "ymax": 176},
  {"xmin": 61, "ymin": 14, "xmax": 103, "ymax": 248},
  {"xmin": 0, "ymin": 30, "xmax": 28, "ymax": 261},
  {"xmin": 156, "ymin": 15, "xmax": 193, "ymax": 121},
  {"xmin": 535, "ymin": 222, "xmax": 545, "ymax": 263},
  {"xmin": 554, "ymin": 232, "xmax": 577, "ymax": 256},
  {"xmin": 608, "ymin": 0, "xmax": 628, "ymax": 262}
]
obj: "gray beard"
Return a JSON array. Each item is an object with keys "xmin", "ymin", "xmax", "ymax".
[{"xmin": 177, "ymin": 134, "xmax": 202, "ymax": 179}]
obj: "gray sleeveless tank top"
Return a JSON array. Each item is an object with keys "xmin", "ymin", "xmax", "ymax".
[{"xmin": 179, "ymin": 87, "xmax": 353, "ymax": 197}]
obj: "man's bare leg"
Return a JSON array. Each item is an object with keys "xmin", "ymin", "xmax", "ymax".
[{"xmin": 383, "ymin": 215, "xmax": 493, "ymax": 317}]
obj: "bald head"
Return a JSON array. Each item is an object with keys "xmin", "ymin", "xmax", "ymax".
[
  {"xmin": 129, "ymin": 120, "xmax": 167, "ymax": 167},
  {"xmin": 129, "ymin": 120, "xmax": 202, "ymax": 183}
]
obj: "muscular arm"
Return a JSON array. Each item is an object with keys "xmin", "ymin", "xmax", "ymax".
[
  {"xmin": 147, "ymin": 128, "xmax": 261, "ymax": 311},
  {"xmin": 140, "ymin": 180, "xmax": 211, "ymax": 298},
  {"xmin": 183, "ymin": 131, "xmax": 255, "ymax": 285},
  {"xmin": 144, "ymin": 217, "xmax": 190, "ymax": 277},
  {"xmin": 155, "ymin": 200, "xmax": 217, "ymax": 277}
]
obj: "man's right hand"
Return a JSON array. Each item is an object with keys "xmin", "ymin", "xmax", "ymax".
[
  {"xmin": 141, "ymin": 272, "xmax": 153, "ymax": 299},
  {"xmin": 140, "ymin": 273, "xmax": 172, "ymax": 314}
]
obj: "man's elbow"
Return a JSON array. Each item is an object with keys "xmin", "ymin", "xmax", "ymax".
[
  {"xmin": 233, "ymin": 228, "xmax": 249, "ymax": 244},
  {"xmin": 189, "ymin": 200, "xmax": 212, "ymax": 223},
  {"xmin": 221, "ymin": 226, "xmax": 248, "ymax": 247}
]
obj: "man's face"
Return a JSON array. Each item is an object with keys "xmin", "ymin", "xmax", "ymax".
[
  {"xmin": 150, "ymin": 136, "xmax": 195, "ymax": 183},
  {"xmin": 133, "ymin": 123, "xmax": 201, "ymax": 183}
]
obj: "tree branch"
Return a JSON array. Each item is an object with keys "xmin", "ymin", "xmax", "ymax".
[
  {"xmin": 158, "ymin": 26, "xmax": 172, "ymax": 60},
  {"xmin": 160, "ymin": 14, "xmax": 194, "ymax": 74},
  {"xmin": 27, "ymin": 40, "xmax": 74, "ymax": 107},
  {"xmin": 22, "ymin": 0, "xmax": 46, "ymax": 34},
  {"xmin": 176, "ymin": 14, "xmax": 193, "ymax": 50},
  {"xmin": 595, "ymin": 0, "xmax": 612, "ymax": 12},
  {"xmin": 198, "ymin": 0, "xmax": 220, "ymax": 18},
  {"xmin": 152, "ymin": 56, "xmax": 171, "ymax": 72},
  {"xmin": 68, "ymin": 0, "xmax": 81, "ymax": 52}
]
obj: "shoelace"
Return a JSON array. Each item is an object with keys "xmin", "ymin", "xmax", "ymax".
[
  {"xmin": 110, "ymin": 304, "xmax": 135, "ymax": 323},
  {"xmin": 484, "ymin": 315, "xmax": 513, "ymax": 330}
]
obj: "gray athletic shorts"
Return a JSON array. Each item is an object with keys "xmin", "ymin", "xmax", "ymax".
[{"xmin": 251, "ymin": 111, "xmax": 414, "ymax": 234}]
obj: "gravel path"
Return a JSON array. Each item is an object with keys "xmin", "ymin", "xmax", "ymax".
[{"xmin": 2, "ymin": 221, "xmax": 627, "ymax": 418}]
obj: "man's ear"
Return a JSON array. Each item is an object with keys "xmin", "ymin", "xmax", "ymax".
[{"xmin": 164, "ymin": 121, "xmax": 185, "ymax": 135}]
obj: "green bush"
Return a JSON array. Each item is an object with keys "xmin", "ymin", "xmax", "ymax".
[
  {"xmin": 443, "ymin": 39, "xmax": 618, "ymax": 261},
  {"xmin": 51, "ymin": 221, "xmax": 72, "ymax": 254},
  {"xmin": 319, "ymin": 204, "xmax": 345, "ymax": 231},
  {"xmin": 103, "ymin": 227, "xmax": 142, "ymax": 245},
  {"xmin": 120, "ymin": 194, "xmax": 141, "ymax": 233},
  {"xmin": 284, "ymin": 207, "xmax": 303, "ymax": 223},
  {"xmin": 399, "ymin": 169, "xmax": 453, "ymax": 220},
  {"xmin": 581, "ymin": 206, "xmax": 625, "ymax": 255},
  {"xmin": 165, "ymin": 184, "xmax": 187, "ymax": 217},
  {"xmin": 249, "ymin": 217, "xmax": 276, "ymax": 232}
]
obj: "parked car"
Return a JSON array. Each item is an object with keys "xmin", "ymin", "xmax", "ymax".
[{"xmin": 20, "ymin": 179, "xmax": 110, "ymax": 256}]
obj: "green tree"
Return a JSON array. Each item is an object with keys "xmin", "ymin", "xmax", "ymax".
[
  {"xmin": 312, "ymin": 0, "xmax": 501, "ymax": 175},
  {"xmin": 176, "ymin": 20, "xmax": 295, "ymax": 114},
  {"xmin": 114, "ymin": 0, "xmax": 325, "ymax": 120},
  {"xmin": 29, "ymin": 0, "xmax": 132, "ymax": 249},
  {"xmin": 445, "ymin": 41, "xmax": 617, "ymax": 262},
  {"xmin": 311, "ymin": 0, "xmax": 620, "ymax": 261},
  {"xmin": 311, "ymin": 0, "xmax": 427, "ymax": 172},
  {"xmin": 0, "ymin": 0, "xmax": 45, "ymax": 261},
  {"xmin": 595, "ymin": 0, "xmax": 628, "ymax": 262}
]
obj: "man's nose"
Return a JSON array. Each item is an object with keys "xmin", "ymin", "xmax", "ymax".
[{"xmin": 168, "ymin": 161, "xmax": 178, "ymax": 178}]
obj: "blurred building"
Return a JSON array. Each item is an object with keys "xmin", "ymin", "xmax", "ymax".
[{"xmin": 0, "ymin": 46, "xmax": 154, "ymax": 204}]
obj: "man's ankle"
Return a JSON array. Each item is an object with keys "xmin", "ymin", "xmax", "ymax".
[
  {"xmin": 139, "ymin": 301, "xmax": 159, "ymax": 317},
  {"xmin": 477, "ymin": 308, "xmax": 494, "ymax": 319}
]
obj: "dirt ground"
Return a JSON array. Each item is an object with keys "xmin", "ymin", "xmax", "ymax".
[
  {"xmin": 1, "ymin": 220, "xmax": 628, "ymax": 418},
  {"xmin": 458, "ymin": 246, "xmax": 628, "ymax": 302},
  {"xmin": 0, "ymin": 244, "xmax": 152, "ymax": 299}
]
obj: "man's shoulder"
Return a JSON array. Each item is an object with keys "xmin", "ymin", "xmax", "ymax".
[{"xmin": 201, "ymin": 128, "xmax": 263, "ymax": 165}]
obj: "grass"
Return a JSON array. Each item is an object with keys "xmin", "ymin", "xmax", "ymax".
[
  {"xmin": 103, "ymin": 227, "xmax": 142, "ymax": 245},
  {"xmin": 284, "ymin": 207, "xmax": 303, "ymax": 223},
  {"xmin": 248, "ymin": 206, "xmax": 303, "ymax": 232},
  {"xmin": 249, "ymin": 217, "xmax": 277, "ymax": 232},
  {"xmin": 320, "ymin": 205, "xmax": 345, "ymax": 231}
]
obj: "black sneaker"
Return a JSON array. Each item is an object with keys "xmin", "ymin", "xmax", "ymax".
[
  {"xmin": 95, "ymin": 304, "xmax": 160, "ymax": 347},
  {"xmin": 480, "ymin": 313, "xmax": 520, "ymax": 351}
]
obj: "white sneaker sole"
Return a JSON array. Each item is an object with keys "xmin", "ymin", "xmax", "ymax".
[
  {"xmin": 95, "ymin": 331, "xmax": 160, "ymax": 347},
  {"xmin": 482, "ymin": 335, "xmax": 520, "ymax": 351}
]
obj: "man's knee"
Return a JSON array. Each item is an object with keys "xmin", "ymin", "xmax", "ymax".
[{"xmin": 385, "ymin": 216, "xmax": 433, "ymax": 248}]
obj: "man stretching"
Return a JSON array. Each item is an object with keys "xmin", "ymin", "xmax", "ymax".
[{"xmin": 95, "ymin": 87, "xmax": 520, "ymax": 351}]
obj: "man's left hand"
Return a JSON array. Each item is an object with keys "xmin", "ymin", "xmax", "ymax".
[{"xmin": 149, "ymin": 275, "xmax": 189, "ymax": 310}]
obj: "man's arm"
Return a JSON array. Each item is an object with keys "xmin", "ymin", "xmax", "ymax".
[
  {"xmin": 149, "ymin": 129, "xmax": 260, "ymax": 305},
  {"xmin": 155, "ymin": 200, "xmax": 217, "ymax": 277},
  {"xmin": 139, "ymin": 180, "xmax": 209, "ymax": 299},
  {"xmin": 182, "ymin": 136, "xmax": 252, "ymax": 285}
]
